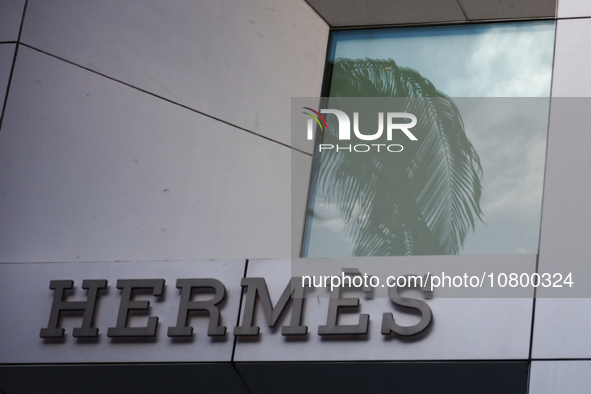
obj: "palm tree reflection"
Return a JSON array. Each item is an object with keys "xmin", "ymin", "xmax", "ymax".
[{"xmin": 315, "ymin": 58, "xmax": 483, "ymax": 256}]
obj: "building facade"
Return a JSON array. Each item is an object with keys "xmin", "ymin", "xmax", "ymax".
[{"xmin": 0, "ymin": 0, "xmax": 590, "ymax": 392}]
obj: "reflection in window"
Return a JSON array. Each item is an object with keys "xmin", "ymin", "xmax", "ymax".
[{"xmin": 303, "ymin": 21, "xmax": 555, "ymax": 257}]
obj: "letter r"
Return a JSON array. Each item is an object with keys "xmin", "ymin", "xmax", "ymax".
[{"xmin": 387, "ymin": 113, "xmax": 418, "ymax": 140}]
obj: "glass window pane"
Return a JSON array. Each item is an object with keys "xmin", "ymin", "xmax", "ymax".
[
  {"xmin": 302, "ymin": 21, "xmax": 555, "ymax": 257},
  {"xmin": 329, "ymin": 21, "xmax": 555, "ymax": 98}
]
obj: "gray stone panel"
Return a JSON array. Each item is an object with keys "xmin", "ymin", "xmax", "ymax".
[
  {"xmin": 530, "ymin": 361, "xmax": 591, "ymax": 394},
  {"xmin": 234, "ymin": 258, "xmax": 534, "ymax": 361},
  {"xmin": 0, "ymin": 260, "xmax": 245, "ymax": 363},
  {"xmin": 21, "ymin": 0, "xmax": 329, "ymax": 146},
  {"xmin": 305, "ymin": 0, "xmax": 466, "ymax": 27},
  {"xmin": 0, "ymin": 47, "xmax": 300, "ymax": 262},
  {"xmin": 0, "ymin": 0, "xmax": 25, "ymax": 42},
  {"xmin": 558, "ymin": 0, "xmax": 591, "ymax": 18},
  {"xmin": 552, "ymin": 19, "xmax": 591, "ymax": 97}
]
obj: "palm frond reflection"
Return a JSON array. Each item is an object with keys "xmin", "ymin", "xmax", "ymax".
[{"xmin": 314, "ymin": 58, "xmax": 483, "ymax": 256}]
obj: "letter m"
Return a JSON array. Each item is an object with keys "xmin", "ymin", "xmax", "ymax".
[{"xmin": 233, "ymin": 278, "xmax": 307, "ymax": 336}]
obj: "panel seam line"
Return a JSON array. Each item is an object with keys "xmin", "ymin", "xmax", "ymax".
[{"xmin": 17, "ymin": 43, "xmax": 312, "ymax": 157}]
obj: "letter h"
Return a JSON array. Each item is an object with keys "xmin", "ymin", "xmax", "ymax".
[{"xmin": 40, "ymin": 279, "xmax": 107, "ymax": 338}]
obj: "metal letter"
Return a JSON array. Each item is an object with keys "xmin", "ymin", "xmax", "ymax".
[
  {"xmin": 167, "ymin": 278, "xmax": 226, "ymax": 337},
  {"xmin": 233, "ymin": 277, "xmax": 307, "ymax": 336},
  {"xmin": 381, "ymin": 274, "xmax": 432, "ymax": 336},
  {"xmin": 40, "ymin": 279, "xmax": 107, "ymax": 338},
  {"xmin": 340, "ymin": 268, "xmax": 374, "ymax": 298},
  {"xmin": 107, "ymin": 279, "xmax": 165, "ymax": 337},
  {"xmin": 317, "ymin": 293, "xmax": 369, "ymax": 335}
]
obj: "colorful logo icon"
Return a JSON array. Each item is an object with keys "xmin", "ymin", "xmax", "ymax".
[{"xmin": 302, "ymin": 107, "xmax": 328, "ymax": 140}]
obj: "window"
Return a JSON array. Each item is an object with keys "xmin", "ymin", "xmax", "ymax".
[{"xmin": 302, "ymin": 21, "xmax": 556, "ymax": 257}]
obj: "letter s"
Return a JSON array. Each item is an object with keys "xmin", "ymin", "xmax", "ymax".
[{"xmin": 381, "ymin": 274, "xmax": 432, "ymax": 336}]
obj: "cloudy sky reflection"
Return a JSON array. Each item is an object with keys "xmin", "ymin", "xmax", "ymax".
[
  {"xmin": 305, "ymin": 21, "xmax": 555, "ymax": 257},
  {"xmin": 332, "ymin": 21, "xmax": 555, "ymax": 98}
]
